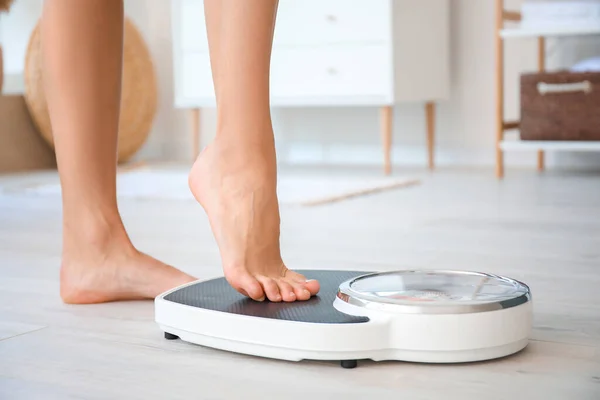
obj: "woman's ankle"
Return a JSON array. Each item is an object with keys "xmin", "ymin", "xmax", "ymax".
[{"xmin": 62, "ymin": 210, "xmax": 131, "ymax": 256}]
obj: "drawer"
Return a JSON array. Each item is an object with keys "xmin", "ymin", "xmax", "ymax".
[
  {"xmin": 177, "ymin": 45, "xmax": 392, "ymax": 104},
  {"xmin": 178, "ymin": 52, "xmax": 214, "ymax": 102},
  {"xmin": 177, "ymin": 0, "xmax": 209, "ymax": 52},
  {"xmin": 270, "ymin": 45, "xmax": 392, "ymax": 100},
  {"xmin": 274, "ymin": 0, "xmax": 391, "ymax": 46}
]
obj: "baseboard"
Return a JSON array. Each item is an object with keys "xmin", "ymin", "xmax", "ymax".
[
  {"xmin": 278, "ymin": 143, "xmax": 600, "ymax": 170},
  {"xmin": 281, "ymin": 143, "xmax": 519, "ymax": 168}
]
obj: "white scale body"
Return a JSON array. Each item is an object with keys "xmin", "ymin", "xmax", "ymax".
[{"xmin": 155, "ymin": 270, "xmax": 532, "ymax": 368}]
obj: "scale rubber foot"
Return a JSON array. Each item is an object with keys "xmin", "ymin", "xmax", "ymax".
[
  {"xmin": 340, "ymin": 360, "xmax": 357, "ymax": 369},
  {"xmin": 164, "ymin": 332, "xmax": 179, "ymax": 340}
]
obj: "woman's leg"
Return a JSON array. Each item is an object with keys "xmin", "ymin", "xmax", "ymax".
[
  {"xmin": 42, "ymin": 0, "xmax": 194, "ymax": 303},
  {"xmin": 190, "ymin": 0, "xmax": 320, "ymax": 302}
]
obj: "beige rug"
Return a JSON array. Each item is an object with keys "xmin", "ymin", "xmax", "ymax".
[{"xmin": 4, "ymin": 166, "xmax": 420, "ymax": 207}]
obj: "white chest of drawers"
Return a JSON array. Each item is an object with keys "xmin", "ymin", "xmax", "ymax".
[{"xmin": 172, "ymin": 0, "xmax": 450, "ymax": 172}]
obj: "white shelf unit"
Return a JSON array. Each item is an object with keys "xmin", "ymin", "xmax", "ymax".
[
  {"xmin": 500, "ymin": 26, "xmax": 600, "ymax": 38},
  {"xmin": 500, "ymin": 140, "xmax": 600, "ymax": 152},
  {"xmin": 494, "ymin": 1, "xmax": 600, "ymax": 178}
]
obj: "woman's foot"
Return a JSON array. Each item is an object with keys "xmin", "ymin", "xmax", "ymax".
[
  {"xmin": 189, "ymin": 137, "xmax": 320, "ymax": 302},
  {"xmin": 60, "ymin": 224, "xmax": 195, "ymax": 304}
]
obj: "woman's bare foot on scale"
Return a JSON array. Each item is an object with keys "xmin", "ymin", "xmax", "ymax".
[
  {"xmin": 189, "ymin": 136, "xmax": 320, "ymax": 302},
  {"xmin": 60, "ymin": 224, "xmax": 195, "ymax": 304}
]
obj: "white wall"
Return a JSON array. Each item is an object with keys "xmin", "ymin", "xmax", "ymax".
[{"xmin": 2, "ymin": 0, "xmax": 600, "ymax": 169}]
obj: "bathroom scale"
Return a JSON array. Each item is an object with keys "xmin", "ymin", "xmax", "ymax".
[{"xmin": 155, "ymin": 270, "xmax": 532, "ymax": 368}]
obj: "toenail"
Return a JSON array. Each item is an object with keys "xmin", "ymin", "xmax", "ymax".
[
  {"xmin": 289, "ymin": 292, "xmax": 296, "ymax": 298},
  {"xmin": 304, "ymin": 289, "xmax": 311, "ymax": 297},
  {"xmin": 306, "ymin": 279, "xmax": 315, "ymax": 282}
]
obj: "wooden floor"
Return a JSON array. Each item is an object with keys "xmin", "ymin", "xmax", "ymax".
[{"xmin": 1, "ymin": 167, "xmax": 599, "ymax": 400}]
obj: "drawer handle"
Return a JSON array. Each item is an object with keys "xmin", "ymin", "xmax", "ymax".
[
  {"xmin": 537, "ymin": 80, "xmax": 592, "ymax": 95},
  {"xmin": 327, "ymin": 68, "xmax": 338, "ymax": 75},
  {"xmin": 325, "ymin": 14, "xmax": 337, "ymax": 23}
]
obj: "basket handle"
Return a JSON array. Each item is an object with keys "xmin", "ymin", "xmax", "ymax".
[{"xmin": 537, "ymin": 80, "xmax": 592, "ymax": 95}]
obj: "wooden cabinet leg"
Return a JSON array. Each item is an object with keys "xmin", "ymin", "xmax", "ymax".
[
  {"xmin": 189, "ymin": 108, "xmax": 201, "ymax": 161},
  {"xmin": 380, "ymin": 106, "xmax": 393, "ymax": 175},
  {"xmin": 537, "ymin": 150, "xmax": 545, "ymax": 172},
  {"xmin": 425, "ymin": 102, "xmax": 435, "ymax": 170},
  {"xmin": 496, "ymin": 148, "xmax": 504, "ymax": 179}
]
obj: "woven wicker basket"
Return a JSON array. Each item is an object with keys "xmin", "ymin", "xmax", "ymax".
[
  {"xmin": 24, "ymin": 17, "xmax": 157, "ymax": 163},
  {"xmin": 520, "ymin": 71, "xmax": 600, "ymax": 141},
  {"xmin": 0, "ymin": 0, "xmax": 14, "ymax": 12}
]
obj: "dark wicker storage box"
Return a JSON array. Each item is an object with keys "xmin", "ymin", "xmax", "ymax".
[{"xmin": 520, "ymin": 71, "xmax": 600, "ymax": 141}]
